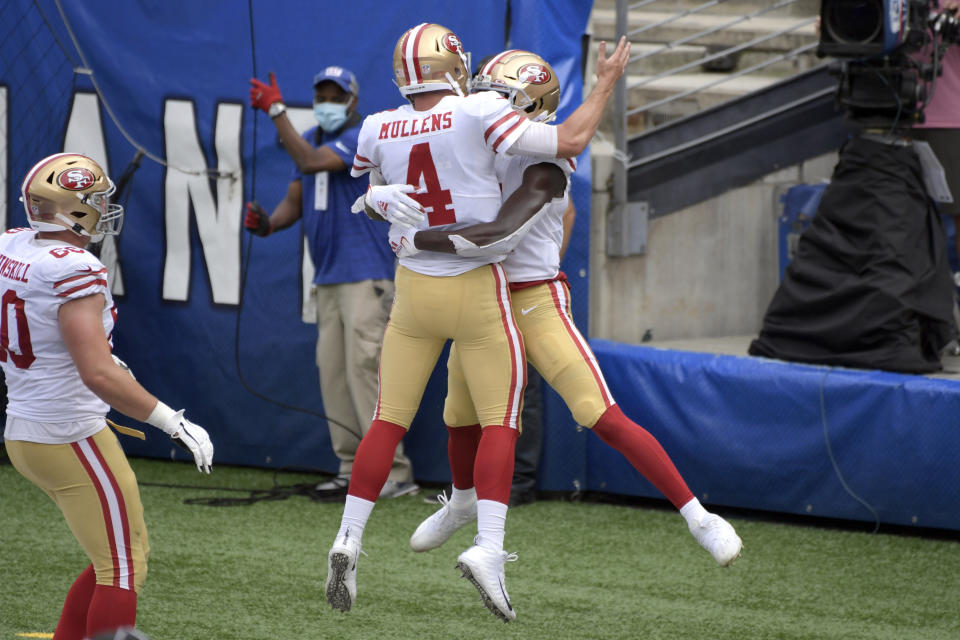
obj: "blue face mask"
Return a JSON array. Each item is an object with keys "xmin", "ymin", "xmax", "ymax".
[{"xmin": 314, "ymin": 102, "xmax": 349, "ymax": 132}]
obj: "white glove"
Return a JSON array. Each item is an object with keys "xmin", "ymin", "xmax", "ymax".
[
  {"xmin": 147, "ymin": 402, "xmax": 214, "ymax": 473},
  {"xmin": 364, "ymin": 184, "xmax": 426, "ymax": 228},
  {"xmin": 388, "ymin": 224, "xmax": 420, "ymax": 258}
]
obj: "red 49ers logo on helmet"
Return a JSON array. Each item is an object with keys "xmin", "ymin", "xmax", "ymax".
[
  {"xmin": 57, "ymin": 168, "xmax": 95, "ymax": 190},
  {"xmin": 519, "ymin": 64, "xmax": 551, "ymax": 85},
  {"xmin": 442, "ymin": 33, "xmax": 463, "ymax": 54}
]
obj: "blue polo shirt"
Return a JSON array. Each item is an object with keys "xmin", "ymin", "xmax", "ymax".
[{"xmin": 293, "ymin": 123, "xmax": 396, "ymax": 285}]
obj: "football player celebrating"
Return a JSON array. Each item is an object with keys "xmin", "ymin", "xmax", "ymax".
[
  {"xmin": 3, "ymin": 153, "xmax": 214, "ymax": 640},
  {"xmin": 400, "ymin": 51, "xmax": 744, "ymax": 569},
  {"xmin": 324, "ymin": 23, "xmax": 628, "ymax": 622}
]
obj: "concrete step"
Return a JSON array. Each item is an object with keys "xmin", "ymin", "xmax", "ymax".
[
  {"xmin": 611, "ymin": 41, "xmax": 819, "ymax": 77},
  {"xmin": 624, "ymin": 72, "xmax": 784, "ymax": 134},
  {"xmin": 588, "ymin": 1, "xmax": 824, "ymax": 138},
  {"xmin": 591, "ymin": 0, "xmax": 819, "ymax": 18},
  {"xmin": 592, "ymin": 8, "xmax": 818, "ymax": 52}
]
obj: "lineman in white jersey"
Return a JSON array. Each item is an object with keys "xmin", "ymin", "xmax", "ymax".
[
  {"xmin": 2, "ymin": 153, "xmax": 214, "ymax": 639},
  {"xmin": 325, "ymin": 23, "xmax": 629, "ymax": 622},
  {"xmin": 398, "ymin": 51, "xmax": 744, "ymax": 570}
]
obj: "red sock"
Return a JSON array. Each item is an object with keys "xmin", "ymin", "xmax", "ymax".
[
  {"xmin": 447, "ymin": 424, "xmax": 481, "ymax": 489},
  {"xmin": 592, "ymin": 405, "xmax": 694, "ymax": 509},
  {"xmin": 53, "ymin": 564, "xmax": 96, "ymax": 640},
  {"xmin": 85, "ymin": 585, "xmax": 137, "ymax": 639},
  {"xmin": 474, "ymin": 425, "xmax": 519, "ymax": 504},
  {"xmin": 347, "ymin": 419, "xmax": 408, "ymax": 501}
]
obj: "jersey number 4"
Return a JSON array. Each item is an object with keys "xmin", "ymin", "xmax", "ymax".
[
  {"xmin": 406, "ymin": 142, "xmax": 456, "ymax": 226},
  {"xmin": 0, "ymin": 289, "xmax": 35, "ymax": 369}
]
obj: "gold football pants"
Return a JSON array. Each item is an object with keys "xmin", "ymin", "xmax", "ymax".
[
  {"xmin": 375, "ymin": 264, "xmax": 525, "ymax": 429},
  {"xmin": 6, "ymin": 426, "xmax": 149, "ymax": 592},
  {"xmin": 445, "ymin": 279, "xmax": 614, "ymax": 429}
]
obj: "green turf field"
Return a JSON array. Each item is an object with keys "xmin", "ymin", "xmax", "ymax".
[{"xmin": 2, "ymin": 456, "xmax": 958, "ymax": 640}]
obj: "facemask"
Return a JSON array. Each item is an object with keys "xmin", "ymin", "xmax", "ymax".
[{"xmin": 314, "ymin": 102, "xmax": 349, "ymax": 132}]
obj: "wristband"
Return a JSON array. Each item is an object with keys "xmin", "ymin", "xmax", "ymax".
[
  {"xmin": 146, "ymin": 400, "xmax": 178, "ymax": 432},
  {"xmin": 268, "ymin": 102, "xmax": 287, "ymax": 118}
]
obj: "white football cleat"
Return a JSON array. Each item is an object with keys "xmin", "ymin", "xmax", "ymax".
[
  {"xmin": 689, "ymin": 513, "xmax": 742, "ymax": 567},
  {"xmin": 456, "ymin": 540, "xmax": 518, "ymax": 622},
  {"xmin": 410, "ymin": 491, "xmax": 477, "ymax": 552},
  {"xmin": 325, "ymin": 530, "xmax": 362, "ymax": 612}
]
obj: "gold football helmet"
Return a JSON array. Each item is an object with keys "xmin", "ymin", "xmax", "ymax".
[
  {"xmin": 393, "ymin": 23, "xmax": 470, "ymax": 99},
  {"xmin": 473, "ymin": 50, "xmax": 560, "ymax": 122},
  {"xmin": 20, "ymin": 153, "xmax": 123, "ymax": 241}
]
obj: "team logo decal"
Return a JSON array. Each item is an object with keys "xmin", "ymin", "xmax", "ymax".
[
  {"xmin": 518, "ymin": 64, "xmax": 550, "ymax": 85},
  {"xmin": 57, "ymin": 168, "xmax": 95, "ymax": 190},
  {"xmin": 442, "ymin": 33, "xmax": 462, "ymax": 54}
]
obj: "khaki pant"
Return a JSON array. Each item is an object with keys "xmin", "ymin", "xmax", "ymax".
[
  {"xmin": 314, "ymin": 278, "xmax": 413, "ymax": 482},
  {"xmin": 6, "ymin": 426, "xmax": 149, "ymax": 593},
  {"xmin": 445, "ymin": 279, "xmax": 614, "ymax": 429}
]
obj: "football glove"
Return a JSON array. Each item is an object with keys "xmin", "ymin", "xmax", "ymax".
[
  {"xmin": 161, "ymin": 410, "xmax": 214, "ymax": 474},
  {"xmin": 249, "ymin": 72, "xmax": 283, "ymax": 113},
  {"xmin": 244, "ymin": 201, "xmax": 272, "ymax": 236},
  {"xmin": 388, "ymin": 224, "xmax": 420, "ymax": 259},
  {"xmin": 364, "ymin": 184, "xmax": 426, "ymax": 228}
]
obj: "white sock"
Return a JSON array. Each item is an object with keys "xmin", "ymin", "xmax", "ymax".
[
  {"xmin": 337, "ymin": 495, "xmax": 375, "ymax": 540},
  {"xmin": 679, "ymin": 497, "xmax": 708, "ymax": 528},
  {"xmin": 476, "ymin": 499, "xmax": 507, "ymax": 550},
  {"xmin": 450, "ymin": 486, "xmax": 477, "ymax": 509}
]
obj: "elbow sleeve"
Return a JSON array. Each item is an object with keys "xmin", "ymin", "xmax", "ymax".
[{"xmin": 507, "ymin": 123, "xmax": 558, "ymax": 158}]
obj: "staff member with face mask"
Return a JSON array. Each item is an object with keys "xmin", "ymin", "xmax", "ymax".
[{"xmin": 247, "ymin": 67, "xmax": 417, "ymax": 499}]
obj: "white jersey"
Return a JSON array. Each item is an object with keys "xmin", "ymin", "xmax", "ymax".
[
  {"xmin": 0, "ymin": 228, "xmax": 114, "ymax": 442},
  {"xmin": 496, "ymin": 155, "xmax": 576, "ymax": 283},
  {"xmin": 352, "ymin": 91, "xmax": 531, "ymax": 276}
]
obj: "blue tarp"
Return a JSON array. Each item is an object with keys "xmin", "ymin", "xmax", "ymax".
[
  {"xmin": 539, "ymin": 339, "xmax": 960, "ymax": 531},
  {"xmin": 0, "ymin": 0, "xmax": 592, "ymax": 475}
]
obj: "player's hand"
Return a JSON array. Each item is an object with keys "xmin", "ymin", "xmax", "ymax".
[
  {"xmin": 389, "ymin": 224, "xmax": 420, "ymax": 258},
  {"xmin": 364, "ymin": 184, "xmax": 426, "ymax": 228},
  {"xmin": 595, "ymin": 36, "xmax": 630, "ymax": 88},
  {"xmin": 244, "ymin": 201, "xmax": 272, "ymax": 237},
  {"xmin": 161, "ymin": 411, "xmax": 214, "ymax": 474},
  {"xmin": 249, "ymin": 72, "xmax": 283, "ymax": 113}
]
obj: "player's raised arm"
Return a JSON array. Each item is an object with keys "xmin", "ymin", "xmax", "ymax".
[
  {"xmin": 556, "ymin": 37, "xmax": 629, "ymax": 157},
  {"xmin": 506, "ymin": 37, "xmax": 630, "ymax": 160}
]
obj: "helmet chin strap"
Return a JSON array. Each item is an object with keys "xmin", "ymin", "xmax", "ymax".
[
  {"xmin": 445, "ymin": 72, "xmax": 465, "ymax": 97},
  {"xmin": 54, "ymin": 213, "xmax": 95, "ymax": 240}
]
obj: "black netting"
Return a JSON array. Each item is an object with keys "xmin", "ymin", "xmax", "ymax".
[{"xmin": 0, "ymin": 0, "xmax": 76, "ymax": 229}]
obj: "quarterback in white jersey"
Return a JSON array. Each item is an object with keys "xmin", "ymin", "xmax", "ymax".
[
  {"xmin": 351, "ymin": 89, "xmax": 534, "ymax": 275},
  {"xmin": 407, "ymin": 51, "xmax": 744, "ymax": 574},
  {"xmin": 3, "ymin": 153, "xmax": 215, "ymax": 638}
]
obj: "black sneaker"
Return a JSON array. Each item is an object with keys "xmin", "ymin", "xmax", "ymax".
[
  {"xmin": 509, "ymin": 489, "xmax": 536, "ymax": 507},
  {"xmin": 315, "ymin": 475, "xmax": 349, "ymax": 493}
]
